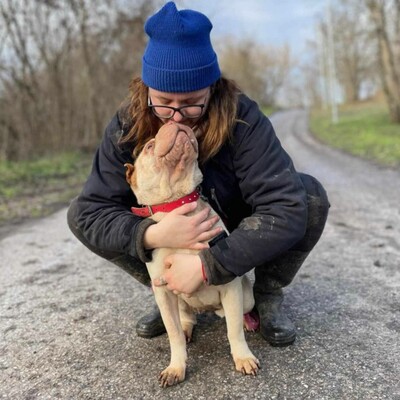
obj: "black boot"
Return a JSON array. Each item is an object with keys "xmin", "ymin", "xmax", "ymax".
[
  {"xmin": 136, "ymin": 307, "xmax": 166, "ymax": 338},
  {"xmin": 255, "ymin": 289, "xmax": 296, "ymax": 346}
]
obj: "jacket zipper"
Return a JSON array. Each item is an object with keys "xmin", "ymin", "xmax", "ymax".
[{"xmin": 210, "ymin": 187, "xmax": 229, "ymax": 221}]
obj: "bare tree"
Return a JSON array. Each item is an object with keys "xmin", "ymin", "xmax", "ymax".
[
  {"xmin": 4, "ymin": 1, "xmax": 61, "ymax": 157},
  {"xmin": 0, "ymin": 0, "xmax": 157, "ymax": 161},
  {"xmin": 365, "ymin": 0, "xmax": 400, "ymax": 122},
  {"xmin": 217, "ymin": 37, "xmax": 291, "ymax": 107},
  {"xmin": 313, "ymin": 1, "xmax": 377, "ymax": 105},
  {"xmin": 334, "ymin": 1, "xmax": 377, "ymax": 102}
]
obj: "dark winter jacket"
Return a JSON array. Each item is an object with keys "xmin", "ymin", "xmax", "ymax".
[{"xmin": 74, "ymin": 94, "xmax": 308, "ymax": 285}]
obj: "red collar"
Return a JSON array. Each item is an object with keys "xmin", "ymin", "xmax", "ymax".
[{"xmin": 131, "ymin": 190, "xmax": 200, "ymax": 217}]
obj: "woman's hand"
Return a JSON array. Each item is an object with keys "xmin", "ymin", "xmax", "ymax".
[
  {"xmin": 143, "ymin": 201, "xmax": 222, "ymax": 250},
  {"xmin": 153, "ymin": 254, "xmax": 204, "ymax": 295}
]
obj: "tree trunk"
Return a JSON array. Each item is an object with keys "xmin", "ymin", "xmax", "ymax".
[{"xmin": 366, "ymin": 0, "xmax": 400, "ymax": 123}]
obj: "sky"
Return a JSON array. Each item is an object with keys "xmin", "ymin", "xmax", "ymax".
[{"xmin": 175, "ymin": 0, "xmax": 328, "ymax": 61}]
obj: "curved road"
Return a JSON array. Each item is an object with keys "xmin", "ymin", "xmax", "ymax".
[{"xmin": 1, "ymin": 110, "xmax": 399, "ymax": 399}]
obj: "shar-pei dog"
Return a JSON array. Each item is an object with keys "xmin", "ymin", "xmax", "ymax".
[{"xmin": 124, "ymin": 121, "xmax": 259, "ymax": 387}]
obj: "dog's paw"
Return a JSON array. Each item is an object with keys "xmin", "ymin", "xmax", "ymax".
[
  {"xmin": 234, "ymin": 356, "xmax": 260, "ymax": 376},
  {"xmin": 158, "ymin": 366, "xmax": 186, "ymax": 387}
]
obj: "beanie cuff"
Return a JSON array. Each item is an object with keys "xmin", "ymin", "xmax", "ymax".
[{"xmin": 142, "ymin": 57, "xmax": 221, "ymax": 92}]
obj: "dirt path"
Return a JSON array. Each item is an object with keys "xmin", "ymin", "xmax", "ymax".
[{"xmin": 1, "ymin": 109, "xmax": 399, "ymax": 400}]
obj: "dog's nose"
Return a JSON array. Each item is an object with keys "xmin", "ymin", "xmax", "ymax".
[{"xmin": 171, "ymin": 115, "xmax": 184, "ymax": 123}]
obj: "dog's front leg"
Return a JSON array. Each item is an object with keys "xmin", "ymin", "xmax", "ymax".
[
  {"xmin": 220, "ymin": 283, "xmax": 260, "ymax": 375},
  {"xmin": 178, "ymin": 297, "xmax": 196, "ymax": 342},
  {"xmin": 153, "ymin": 288, "xmax": 187, "ymax": 387}
]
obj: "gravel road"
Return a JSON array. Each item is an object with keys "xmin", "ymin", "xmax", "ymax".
[{"xmin": 1, "ymin": 109, "xmax": 399, "ymax": 400}]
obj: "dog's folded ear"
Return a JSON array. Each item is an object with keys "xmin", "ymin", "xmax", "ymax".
[{"xmin": 124, "ymin": 163, "xmax": 135, "ymax": 184}]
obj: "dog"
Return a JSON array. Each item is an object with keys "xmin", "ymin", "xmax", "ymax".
[{"xmin": 124, "ymin": 122, "xmax": 259, "ymax": 387}]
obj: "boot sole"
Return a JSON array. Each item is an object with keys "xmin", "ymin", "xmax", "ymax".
[
  {"xmin": 262, "ymin": 332, "xmax": 296, "ymax": 347},
  {"xmin": 136, "ymin": 326, "xmax": 166, "ymax": 339}
]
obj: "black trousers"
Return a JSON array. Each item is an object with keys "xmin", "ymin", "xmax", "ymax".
[
  {"xmin": 67, "ymin": 173, "xmax": 329, "ymax": 292},
  {"xmin": 253, "ymin": 173, "xmax": 329, "ymax": 298}
]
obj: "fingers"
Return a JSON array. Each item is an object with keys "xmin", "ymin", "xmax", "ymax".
[
  {"xmin": 153, "ymin": 274, "xmax": 175, "ymax": 292},
  {"xmin": 191, "ymin": 206, "xmax": 212, "ymax": 225},
  {"xmin": 162, "ymin": 202, "xmax": 223, "ymax": 249},
  {"xmin": 171, "ymin": 201, "xmax": 198, "ymax": 215},
  {"xmin": 187, "ymin": 228, "xmax": 224, "ymax": 250},
  {"xmin": 198, "ymin": 215, "xmax": 220, "ymax": 232},
  {"xmin": 153, "ymin": 276, "xmax": 168, "ymax": 287},
  {"xmin": 152, "ymin": 277, "xmax": 181, "ymax": 296},
  {"xmin": 190, "ymin": 208, "xmax": 221, "ymax": 239},
  {"xmin": 164, "ymin": 255, "xmax": 173, "ymax": 268},
  {"xmin": 174, "ymin": 202, "xmax": 217, "ymax": 227}
]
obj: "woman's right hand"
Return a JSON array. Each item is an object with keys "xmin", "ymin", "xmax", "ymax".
[{"xmin": 143, "ymin": 201, "xmax": 222, "ymax": 250}]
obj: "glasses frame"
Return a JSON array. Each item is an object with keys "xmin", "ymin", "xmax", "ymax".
[{"xmin": 147, "ymin": 95, "xmax": 207, "ymax": 119}]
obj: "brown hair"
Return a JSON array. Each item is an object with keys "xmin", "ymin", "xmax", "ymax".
[{"xmin": 119, "ymin": 76, "xmax": 241, "ymax": 164}]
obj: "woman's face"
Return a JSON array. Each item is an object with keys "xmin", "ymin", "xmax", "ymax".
[{"xmin": 148, "ymin": 87, "xmax": 210, "ymax": 128}]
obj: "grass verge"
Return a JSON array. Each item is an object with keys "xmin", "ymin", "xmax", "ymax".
[
  {"xmin": 0, "ymin": 151, "xmax": 92, "ymax": 226},
  {"xmin": 310, "ymin": 101, "xmax": 400, "ymax": 167}
]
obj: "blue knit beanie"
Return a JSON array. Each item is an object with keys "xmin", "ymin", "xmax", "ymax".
[{"xmin": 142, "ymin": 2, "xmax": 221, "ymax": 93}]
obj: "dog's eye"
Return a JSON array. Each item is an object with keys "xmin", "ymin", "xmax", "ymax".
[{"xmin": 146, "ymin": 142, "xmax": 154, "ymax": 150}]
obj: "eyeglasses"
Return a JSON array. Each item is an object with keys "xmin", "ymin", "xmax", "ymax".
[{"xmin": 148, "ymin": 95, "xmax": 207, "ymax": 119}]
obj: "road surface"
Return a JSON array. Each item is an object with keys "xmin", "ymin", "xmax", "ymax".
[{"xmin": 1, "ymin": 109, "xmax": 399, "ymax": 400}]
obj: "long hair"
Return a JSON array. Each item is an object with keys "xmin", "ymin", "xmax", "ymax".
[{"xmin": 119, "ymin": 76, "xmax": 241, "ymax": 164}]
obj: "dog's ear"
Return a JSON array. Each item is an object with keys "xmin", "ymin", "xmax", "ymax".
[{"xmin": 124, "ymin": 163, "xmax": 135, "ymax": 184}]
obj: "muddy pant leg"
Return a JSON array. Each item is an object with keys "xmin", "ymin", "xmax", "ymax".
[
  {"xmin": 67, "ymin": 198, "xmax": 151, "ymax": 287},
  {"xmin": 254, "ymin": 173, "xmax": 330, "ymax": 296},
  {"xmin": 254, "ymin": 173, "xmax": 329, "ymax": 345}
]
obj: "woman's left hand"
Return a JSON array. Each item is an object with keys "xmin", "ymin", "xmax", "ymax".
[{"xmin": 153, "ymin": 254, "xmax": 204, "ymax": 295}]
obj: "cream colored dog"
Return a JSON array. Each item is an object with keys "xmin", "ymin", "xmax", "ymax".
[{"xmin": 124, "ymin": 122, "xmax": 259, "ymax": 387}]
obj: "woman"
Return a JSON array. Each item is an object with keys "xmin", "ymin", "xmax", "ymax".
[{"xmin": 68, "ymin": 2, "xmax": 329, "ymax": 347}]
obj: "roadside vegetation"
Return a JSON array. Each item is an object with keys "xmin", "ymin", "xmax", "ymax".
[
  {"xmin": 310, "ymin": 100, "xmax": 400, "ymax": 168},
  {"xmin": 0, "ymin": 152, "xmax": 92, "ymax": 225}
]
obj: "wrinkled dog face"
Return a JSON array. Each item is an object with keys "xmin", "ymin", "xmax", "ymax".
[{"xmin": 125, "ymin": 122, "xmax": 203, "ymax": 205}]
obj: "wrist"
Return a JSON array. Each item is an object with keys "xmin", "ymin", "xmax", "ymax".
[{"xmin": 143, "ymin": 223, "xmax": 160, "ymax": 249}]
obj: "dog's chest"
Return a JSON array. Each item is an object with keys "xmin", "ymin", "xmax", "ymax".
[{"xmin": 180, "ymin": 286, "xmax": 223, "ymax": 312}]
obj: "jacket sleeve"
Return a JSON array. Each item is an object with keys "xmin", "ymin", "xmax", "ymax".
[
  {"xmin": 203, "ymin": 97, "xmax": 308, "ymax": 283},
  {"xmin": 74, "ymin": 113, "xmax": 153, "ymax": 261}
]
